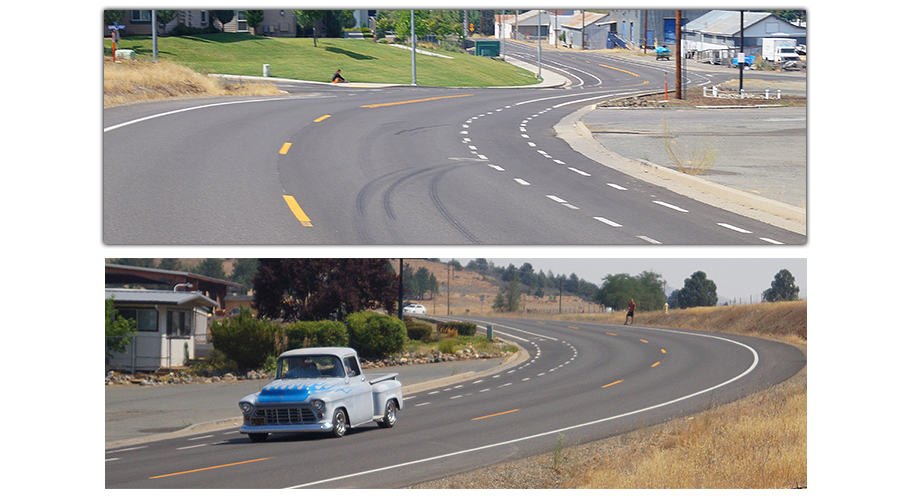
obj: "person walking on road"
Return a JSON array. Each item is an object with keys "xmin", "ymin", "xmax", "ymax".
[
  {"xmin": 625, "ymin": 298, "xmax": 636, "ymax": 325},
  {"xmin": 331, "ymin": 69, "xmax": 346, "ymax": 83}
]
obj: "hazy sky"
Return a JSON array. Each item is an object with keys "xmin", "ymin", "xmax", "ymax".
[{"xmin": 458, "ymin": 257, "xmax": 806, "ymax": 304}]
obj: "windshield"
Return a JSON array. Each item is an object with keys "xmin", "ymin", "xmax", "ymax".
[{"xmin": 277, "ymin": 355, "xmax": 345, "ymax": 379}]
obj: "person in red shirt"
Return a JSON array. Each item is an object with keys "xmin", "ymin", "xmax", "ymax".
[{"xmin": 625, "ymin": 298, "xmax": 636, "ymax": 325}]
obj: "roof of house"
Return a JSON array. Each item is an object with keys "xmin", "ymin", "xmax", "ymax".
[
  {"xmin": 684, "ymin": 10, "xmax": 803, "ymax": 36},
  {"xmin": 105, "ymin": 288, "xmax": 219, "ymax": 308},
  {"xmin": 561, "ymin": 12, "xmax": 609, "ymax": 29}
]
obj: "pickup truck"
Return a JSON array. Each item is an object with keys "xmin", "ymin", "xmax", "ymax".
[{"xmin": 238, "ymin": 347, "xmax": 403, "ymax": 442}]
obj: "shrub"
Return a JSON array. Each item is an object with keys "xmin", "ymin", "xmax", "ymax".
[
  {"xmin": 346, "ymin": 311, "xmax": 407, "ymax": 359},
  {"xmin": 284, "ymin": 320, "xmax": 349, "ymax": 349},
  {"xmin": 209, "ymin": 307, "xmax": 282, "ymax": 369},
  {"xmin": 439, "ymin": 321, "xmax": 477, "ymax": 337},
  {"xmin": 188, "ymin": 348, "xmax": 238, "ymax": 376},
  {"xmin": 404, "ymin": 320, "xmax": 433, "ymax": 341}
]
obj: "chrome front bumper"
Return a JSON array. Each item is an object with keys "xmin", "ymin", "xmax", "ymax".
[{"xmin": 240, "ymin": 421, "xmax": 333, "ymax": 434}]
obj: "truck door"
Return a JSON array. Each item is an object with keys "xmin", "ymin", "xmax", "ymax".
[{"xmin": 342, "ymin": 355, "xmax": 374, "ymax": 425}]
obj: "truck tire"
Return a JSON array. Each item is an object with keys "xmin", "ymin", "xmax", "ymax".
[
  {"xmin": 331, "ymin": 409, "xmax": 348, "ymax": 438},
  {"xmin": 377, "ymin": 400, "xmax": 397, "ymax": 428},
  {"xmin": 248, "ymin": 433, "xmax": 268, "ymax": 443}
]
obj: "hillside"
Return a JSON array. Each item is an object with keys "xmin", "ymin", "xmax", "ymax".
[{"xmin": 390, "ymin": 259, "xmax": 599, "ymax": 316}]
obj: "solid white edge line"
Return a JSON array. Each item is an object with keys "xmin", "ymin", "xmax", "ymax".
[
  {"xmin": 287, "ymin": 328, "xmax": 758, "ymax": 489},
  {"xmin": 103, "ymin": 97, "xmax": 295, "ymax": 133}
]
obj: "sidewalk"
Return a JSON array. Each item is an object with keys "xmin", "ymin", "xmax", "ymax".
[{"xmin": 105, "ymin": 350, "xmax": 526, "ymax": 448}]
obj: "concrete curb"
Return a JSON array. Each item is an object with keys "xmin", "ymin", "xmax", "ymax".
[
  {"xmin": 209, "ymin": 55, "xmax": 570, "ymax": 90},
  {"xmin": 555, "ymin": 104, "xmax": 807, "ymax": 236},
  {"xmin": 401, "ymin": 343, "xmax": 529, "ymax": 395}
]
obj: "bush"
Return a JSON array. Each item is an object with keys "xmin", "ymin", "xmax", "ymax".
[
  {"xmin": 284, "ymin": 320, "xmax": 349, "ymax": 349},
  {"xmin": 209, "ymin": 308, "xmax": 282, "ymax": 369},
  {"xmin": 404, "ymin": 319, "xmax": 433, "ymax": 341},
  {"xmin": 346, "ymin": 311, "xmax": 407, "ymax": 359},
  {"xmin": 188, "ymin": 348, "xmax": 238, "ymax": 376},
  {"xmin": 439, "ymin": 321, "xmax": 477, "ymax": 337}
]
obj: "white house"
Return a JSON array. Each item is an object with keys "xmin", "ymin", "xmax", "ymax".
[{"xmin": 106, "ymin": 289, "xmax": 218, "ymax": 372}]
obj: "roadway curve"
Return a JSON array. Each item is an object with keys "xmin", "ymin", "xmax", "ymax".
[
  {"xmin": 104, "ymin": 318, "xmax": 805, "ymax": 488},
  {"xmin": 103, "ymin": 43, "xmax": 804, "ymax": 244}
]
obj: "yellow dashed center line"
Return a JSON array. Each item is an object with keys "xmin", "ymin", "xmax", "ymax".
[
  {"xmin": 150, "ymin": 457, "xmax": 273, "ymax": 479},
  {"xmin": 602, "ymin": 380, "xmax": 624, "ymax": 388},
  {"xmin": 279, "ymin": 142, "xmax": 292, "ymax": 155},
  {"xmin": 361, "ymin": 94, "xmax": 473, "ymax": 108},
  {"xmin": 314, "ymin": 115, "xmax": 331, "ymax": 123},
  {"xmin": 598, "ymin": 63, "xmax": 641, "ymax": 77},
  {"xmin": 283, "ymin": 195, "xmax": 313, "ymax": 227},
  {"xmin": 472, "ymin": 409, "xmax": 520, "ymax": 421}
]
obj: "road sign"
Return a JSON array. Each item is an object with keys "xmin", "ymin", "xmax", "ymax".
[{"xmin": 108, "ymin": 22, "xmax": 123, "ymax": 30}]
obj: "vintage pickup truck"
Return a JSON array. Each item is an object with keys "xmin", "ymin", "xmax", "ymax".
[{"xmin": 238, "ymin": 347, "xmax": 402, "ymax": 442}]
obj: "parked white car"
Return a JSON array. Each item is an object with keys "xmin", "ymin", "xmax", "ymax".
[
  {"xmin": 403, "ymin": 303, "xmax": 426, "ymax": 314},
  {"xmin": 238, "ymin": 347, "xmax": 402, "ymax": 441}
]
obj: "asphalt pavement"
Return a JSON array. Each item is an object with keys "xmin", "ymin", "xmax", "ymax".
[{"xmin": 105, "ymin": 353, "xmax": 521, "ymax": 447}]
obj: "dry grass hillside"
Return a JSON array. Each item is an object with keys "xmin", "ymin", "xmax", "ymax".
[
  {"xmin": 103, "ymin": 59, "xmax": 281, "ymax": 107},
  {"xmin": 391, "ymin": 259, "xmax": 600, "ymax": 316}
]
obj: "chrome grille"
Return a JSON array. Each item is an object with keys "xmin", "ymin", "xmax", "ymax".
[{"xmin": 255, "ymin": 407, "xmax": 316, "ymax": 425}]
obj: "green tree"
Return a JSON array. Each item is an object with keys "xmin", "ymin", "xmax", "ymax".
[
  {"xmin": 253, "ymin": 259, "xmax": 399, "ymax": 322},
  {"xmin": 594, "ymin": 273, "xmax": 638, "ymax": 310},
  {"xmin": 192, "ymin": 258, "xmax": 226, "ymax": 280},
  {"xmin": 394, "ymin": 10, "xmax": 429, "ymax": 42},
  {"xmin": 246, "ymin": 10, "xmax": 264, "ymax": 35},
  {"xmin": 210, "ymin": 10, "xmax": 235, "ymax": 30},
  {"xmin": 229, "ymin": 258, "xmax": 259, "ymax": 291},
  {"xmin": 294, "ymin": 10, "xmax": 326, "ymax": 46},
  {"xmin": 155, "ymin": 10, "xmax": 177, "ymax": 30},
  {"xmin": 492, "ymin": 279, "xmax": 520, "ymax": 312},
  {"xmin": 105, "ymin": 297, "xmax": 135, "ymax": 365},
  {"xmin": 762, "ymin": 269, "xmax": 800, "ymax": 302},
  {"xmin": 675, "ymin": 271, "xmax": 718, "ymax": 308},
  {"xmin": 104, "ymin": 10, "xmax": 125, "ymax": 27}
]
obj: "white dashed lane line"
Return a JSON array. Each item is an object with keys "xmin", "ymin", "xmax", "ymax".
[{"xmin": 459, "ymin": 103, "xmax": 790, "ymax": 245}]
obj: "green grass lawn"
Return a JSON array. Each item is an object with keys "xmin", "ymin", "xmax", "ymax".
[{"xmin": 106, "ymin": 33, "xmax": 540, "ymax": 87}]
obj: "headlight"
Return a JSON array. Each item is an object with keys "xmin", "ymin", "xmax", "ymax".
[
  {"xmin": 239, "ymin": 402, "xmax": 254, "ymax": 414},
  {"xmin": 310, "ymin": 399, "xmax": 325, "ymax": 411}
]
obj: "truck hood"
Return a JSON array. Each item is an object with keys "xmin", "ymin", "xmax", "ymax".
[{"xmin": 257, "ymin": 378, "xmax": 350, "ymax": 404}]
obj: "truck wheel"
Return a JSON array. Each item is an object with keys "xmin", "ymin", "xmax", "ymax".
[
  {"xmin": 331, "ymin": 409, "xmax": 348, "ymax": 438},
  {"xmin": 248, "ymin": 433, "xmax": 268, "ymax": 443},
  {"xmin": 377, "ymin": 400, "xmax": 397, "ymax": 428}
]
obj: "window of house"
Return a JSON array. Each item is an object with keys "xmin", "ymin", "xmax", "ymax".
[
  {"xmin": 167, "ymin": 309, "xmax": 192, "ymax": 337},
  {"xmin": 237, "ymin": 10, "xmax": 248, "ymax": 32},
  {"xmin": 130, "ymin": 10, "xmax": 152, "ymax": 23},
  {"xmin": 119, "ymin": 308, "xmax": 158, "ymax": 332}
]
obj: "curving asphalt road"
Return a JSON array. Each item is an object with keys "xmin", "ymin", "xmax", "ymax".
[
  {"xmin": 104, "ymin": 317, "xmax": 805, "ymax": 489},
  {"xmin": 103, "ymin": 43, "xmax": 805, "ymax": 244}
]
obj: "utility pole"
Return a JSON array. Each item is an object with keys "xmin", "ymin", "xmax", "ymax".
[
  {"xmin": 410, "ymin": 10, "xmax": 417, "ymax": 85},
  {"xmin": 643, "ymin": 10, "xmax": 648, "ymax": 54},
  {"xmin": 739, "ymin": 10, "xmax": 745, "ymax": 94},
  {"xmin": 398, "ymin": 258, "xmax": 404, "ymax": 320},
  {"xmin": 446, "ymin": 262, "xmax": 451, "ymax": 315},
  {"xmin": 675, "ymin": 10, "xmax": 682, "ymax": 99}
]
